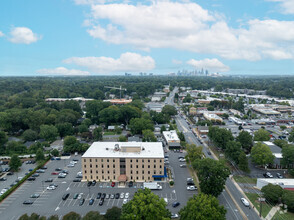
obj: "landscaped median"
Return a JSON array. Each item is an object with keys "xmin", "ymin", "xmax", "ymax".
[
  {"xmin": 0, "ymin": 157, "xmax": 50, "ymax": 203},
  {"xmin": 233, "ymin": 175, "xmax": 257, "ymax": 185}
]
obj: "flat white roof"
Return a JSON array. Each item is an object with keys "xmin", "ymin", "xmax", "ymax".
[
  {"xmin": 82, "ymin": 142, "xmax": 164, "ymax": 158},
  {"xmin": 257, "ymin": 178, "xmax": 294, "ymax": 185},
  {"xmin": 162, "ymin": 130, "xmax": 180, "ymax": 142}
]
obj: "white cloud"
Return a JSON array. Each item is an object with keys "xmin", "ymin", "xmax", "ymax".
[
  {"xmin": 172, "ymin": 59, "xmax": 183, "ymax": 65},
  {"xmin": 267, "ymin": 0, "xmax": 294, "ymax": 14},
  {"xmin": 187, "ymin": 58, "xmax": 230, "ymax": 72},
  {"xmin": 37, "ymin": 67, "xmax": 90, "ymax": 75},
  {"xmin": 0, "ymin": 31, "xmax": 4, "ymax": 37},
  {"xmin": 82, "ymin": 1, "xmax": 294, "ymax": 61},
  {"xmin": 63, "ymin": 52, "xmax": 155, "ymax": 73},
  {"xmin": 9, "ymin": 27, "xmax": 41, "ymax": 44}
]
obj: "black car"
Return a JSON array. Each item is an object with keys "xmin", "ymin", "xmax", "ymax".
[
  {"xmin": 97, "ymin": 192, "xmax": 102, "ymax": 199},
  {"xmin": 41, "ymin": 166, "xmax": 47, "ymax": 169},
  {"xmin": 128, "ymin": 181, "xmax": 133, "ymax": 187},
  {"xmin": 187, "ymin": 180, "xmax": 195, "ymax": 186},
  {"xmin": 172, "ymin": 202, "xmax": 180, "ymax": 208},
  {"xmin": 27, "ymin": 177, "xmax": 36, "ymax": 181},
  {"xmin": 79, "ymin": 198, "xmax": 85, "ymax": 206},
  {"xmin": 45, "ymin": 178, "xmax": 53, "ymax": 182},
  {"xmin": 89, "ymin": 198, "xmax": 94, "ymax": 205},
  {"xmin": 99, "ymin": 199, "xmax": 104, "ymax": 206},
  {"xmin": 7, "ymin": 172, "xmax": 14, "ymax": 175},
  {"xmin": 73, "ymin": 159, "xmax": 79, "ymax": 161},
  {"xmin": 62, "ymin": 193, "xmax": 70, "ymax": 200},
  {"xmin": 55, "ymin": 168, "xmax": 62, "ymax": 171},
  {"xmin": 0, "ymin": 177, "xmax": 7, "ymax": 181},
  {"xmin": 32, "ymin": 174, "xmax": 39, "ymax": 177},
  {"xmin": 92, "ymin": 180, "xmax": 96, "ymax": 186},
  {"xmin": 87, "ymin": 181, "xmax": 92, "ymax": 187},
  {"xmin": 23, "ymin": 200, "xmax": 34, "ymax": 205},
  {"xmin": 207, "ymin": 151, "xmax": 212, "ymax": 155},
  {"xmin": 101, "ymin": 193, "xmax": 106, "ymax": 199},
  {"xmin": 115, "ymin": 193, "xmax": 120, "ymax": 199},
  {"xmin": 73, "ymin": 179, "xmax": 81, "ymax": 182}
]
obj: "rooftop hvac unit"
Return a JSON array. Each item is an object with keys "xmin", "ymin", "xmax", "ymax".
[{"xmin": 114, "ymin": 144, "xmax": 119, "ymax": 151}]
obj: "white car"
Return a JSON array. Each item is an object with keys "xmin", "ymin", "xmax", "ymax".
[
  {"xmin": 46, "ymin": 186, "xmax": 56, "ymax": 190},
  {"xmin": 241, "ymin": 198, "xmax": 250, "ymax": 207},
  {"xmin": 70, "ymin": 161, "xmax": 77, "ymax": 164},
  {"xmin": 187, "ymin": 178, "xmax": 193, "ymax": 182},
  {"xmin": 123, "ymin": 199, "xmax": 128, "ymax": 204},
  {"xmin": 187, "ymin": 186, "xmax": 197, "ymax": 191},
  {"xmin": 67, "ymin": 164, "xmax": 74, "ymax": 167},
  {"xmin": 120, "ymin": 193, "xmax": 125, "ymax": 199},
  {"xmin": 171, "ymin": 213, "xmax": 179, "ymax": 219},
  {"xmin": 125, "ymin": 192, "xmax": 129, "ymax": 199},
  {"xmin": 78, "ymin": 193, "xmax": 83, "ymax": 199},
  {"xmin": 179, "ymin": 158, "xmax": 186, "ymax": 162}
]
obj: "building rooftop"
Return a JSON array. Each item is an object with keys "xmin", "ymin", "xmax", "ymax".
[
  {"xmin": 162, "ymin": 130, "xmax": 180, "ymax": 142},
  {"xmin": 82, "ymin": 142, "xmax": 164, "ymax": 158}
]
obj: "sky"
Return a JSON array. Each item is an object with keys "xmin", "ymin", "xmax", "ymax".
[{"xmin": 0, "ymin": 0, "xmax": 294, "ymax": 76}]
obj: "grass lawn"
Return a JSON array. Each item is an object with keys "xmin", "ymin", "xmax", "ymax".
[
  {"xmin": 273, "ymin": 211, "xmax": 294, "ymax": 220},
  {"xmin": 245, "ymin": 193, "xmax": 273, "ymax": 218},
  {"xmin": 233, "ymin": 175, "xmax": 257, "ymax": 184}
]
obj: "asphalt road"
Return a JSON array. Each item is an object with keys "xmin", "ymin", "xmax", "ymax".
[{"xmin": 175, "ymin": 115, "xmax": 261, "ymax": 220}]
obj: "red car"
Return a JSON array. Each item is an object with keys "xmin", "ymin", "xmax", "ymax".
[
  {"xmin": 111, "ymin": 182, "xmax": 115, "ymax": 187},
  {"xmin": 51, "ymin": 172, "xmax": 59, "ymax": 175}
]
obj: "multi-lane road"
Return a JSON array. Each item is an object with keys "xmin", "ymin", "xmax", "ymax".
[{"xmin": 168, "ymin": 87, "xmax": 260, "ymax": 220}]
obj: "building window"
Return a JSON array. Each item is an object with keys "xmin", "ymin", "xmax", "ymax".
[
  {"xmin": 107, "ymin": 171, "xmax": 110, "ymax": 174},
  {"xmin": 160, "ymin": 171, "xmax": 162, "ymax": 174},
  {"xmin": 84, "ymin": 165, "xmax": 86, "ymax": 168},
  {"xmin": 113, "ymin": 159, "xmax": 115, "ymax": 162},
  {"xmin": 148, "ymin": 160, "xmax": 150, "ymax": 163},
  {"xmin": 148, "ymin": 171, "xmax": 150, "ymax": 174},
  {"xmin": 136, "ymin": 159, "xmax": 138, "ymax": 162},
  {"xmin": 96, "ymin": 170, "xmax": 98, "ymax": 174},
  {"xmin": 160, "ymin": 165, "xmax": 162, "ymax": 168},
  {"xmin": 90, "ymin": 170, "xmax": 92, "ymax": 174},
  {"xmin": 154, "ymin": 170, "xmax": 156, "ymax": 174},
  {"xmin": 113, "ymin": 176, "xmax": 115, "ymax": 179},
  {"xmin": 148, "ymin": 165, "xmax": 150, "ymax": 168},
  {"xmin": 102, "ymin": 175, "xmax": 104, "ymax": 179},
  {"xmin": 108, "ymin": 176, "xmax": 110, "ymax": 179},
  {"xmin": 142, "ymin": 170, "xmax": 144, "ymax": 174},
  {"xmin": 148, "ymin": 177, "xmax": 150, "ymax": 180},
  {"xmin": 91, "ymin": 175, "xmax": 93, "ymax": 179},
  {"xmin": 154, "ymin": 165, "xmax": 156, "ymax": 168},
  {"xmin": 142, "ymin": 176, "xmax": 144, "ymax": 179},
  {"xmin": 101, "ymin": 159, "xmax": 103, "ymax": 162},
  {"xmin": 136, "ymin": 171, "xmax": 138, "ymax": 174},
  {"xmin": 130, "ymin": 159, "xmax": 132, "ymax": 162},
  {"xmin": 84, "ymin": 159, "xmax": 86, "ymax": 162},
  {"xmin": 113, "ymin": 164, "xmax": 115, "ymax": 168},
  {"xmin": 136, "ymin": 176, "xmax": 138, "ymax": 180},
  {"xmin": 131, "ymin": 176, "xmax": 133, "ymax": 180},
  {"xmin": 95, "ymin": 159, "xmax": 97, "ymax": 162},
  {"xmin": 102, "ymin": 165, "xmax": 104, "ymax": 168},
  {"xmin": 130, "ymin": 165, "xmax": 132, "ymax": 168},
  {"xmin": 102, "ymin": 170, "xmax": 104, "ymax": 174},
  {"xmin": 107, "ymin": 165, "xmax": 109, "ymax": 168},
  {"xmin": 142, "ymin": 165, "xmax": 144, "ymax": 168},
  {"xmin": 136, "ymin": 165, "xmax": 138, "ymax": 168},
  {"xmin": 113, "ymin": 170, "xmax": 115, "ymax": 174},
  {"xmin": 96, "ymin": 176, "xmax": 98, "ymax": 179},
  {"xmin": 154, "ymin": 160, "xmax": 156, "ymax": 163},
  {"xmin": 142, "ymin": 159, "xmax": 144, "ymax": 162},
  {"xmin": 90, "ymin": 164, "xmax": 92, "ymax": 168},
  {"xmin": 90, "ymin": 159, "xmax": 92, "ymax": 162},
  {"xmin": 160, "ymin": 159, "xmax": 162, "ymax": 163},
  {"xmin": 85, "ymin": 170, "xmax": 87, "ymax": 174},
  {"xmin": 96, "ymin": 165, "xmax": 98, "ymax": 168},
  {"xmin": 107, "ymin": 159, "xmax": 109, "ymax": 162},
  {"xmin": 130, "ymin": 170, "xmax": 133, "ymax": 174}
]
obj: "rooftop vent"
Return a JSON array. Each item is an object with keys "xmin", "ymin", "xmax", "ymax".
[
  {"xmin": 114, "ymin": 144, "xmax": 120, "ymax": 151},
  {"xmin": 106, "ymin": 148, "xmax": 109, "ymax": 150}
]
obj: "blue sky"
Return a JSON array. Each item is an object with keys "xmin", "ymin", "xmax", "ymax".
[{"xmin": 0, "ymin": 0, "xmax": 294, "ymax": 76}]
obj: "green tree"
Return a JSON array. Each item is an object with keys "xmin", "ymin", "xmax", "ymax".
[
  {"xmin": 193, "ymin": 158, "xmax": 230, "ymax": 197},
  {"xmin": 281, "ymin": 145, "xmax": 294, "ymax": 167},
  {"xmin": 78, "ymin": 124, "xmax": 88, "ymax": 133},
  {"xmin": 39, "ymin": 125, "xmax": 58, "ymax": 142},
  {"xmin": 251, "ymin": 142, "xmax": 274, "ymax": 166},
  {"xmin": 63, "ymin": 100, "xmax": 82, "ymax": 114},
  {"xmin": 238, "ymin": 152, "xmax": 250, "ymax": 173},
  {"xmin": 179, "ymin": 194, "xmax": 226, "ymax": 220},
  {"xmin": 118, "ymin": 135, "xmax": 127, "ymax": 142},
  {"xmin": 185, "ymin": 144, "xmax": 203, "ymax": 163},
  {"xmin": 282, "ymin": 190, "xmax": 294, "ymax": 212},
  {"xmin": 82, "ymin": 211, "xmax": 103, "ymax": 220},
  {"xmin": 273, "ymin": 139, "xmax": 288, "ymax": 148},
  {"xmin": 162, "ymin": 105, "xmax": 177, "ymax": 116},
  {"xmin": 22, "ymin": 129, "xmax": 38, "ymax": 142},
  {"xmin": 104, "ymin": 206, "xmax": 122, "ymax": 220},
  {"xmin": 254, "ymin": 129, "xmax": 270, "ymax": 141},
  {"xmin": 160, "ymin": 125, "xmax": 166, "ymax": 133},
  {"xmin": 64, "ymin": 136, "xmax": 78, "ymax": 146},
  {"xmin": 142, "ymin": 129, "xmax": 157, "ymax": 142},
  {"xmin": 208, "ymin": 126, "xmax": 234, "ymax": 150},
  {"xmin": 86, "ymin": 100, "xmax": 111, "ymax": 123},
  {"xmin": 0, "ymin": 131, "xmax": 8, "ymax": 150},
  {"xmin": 99, "ymin": 106, "xmax": 122, "ymax": 126},
  {"xmin": 225, "ymin": 141, "xmax": 242, "ymax": 164},
  {"xmin": 35, "ymin": 148, "xmax": 45, "ymax": 163},
  {"xmin": 47, "ymin": 215, "xmax": 59, "ymax": 220},
  {"xmin": 62, "ymin": 212, "xmax": 81, "ymax": 220},
  {"xmin": 120, "ymin": 105, "xmax": 141, "ymax": 125},
  {"xmin": 5, "ymin": 141, "xmax": 27, "ymax": 155},
  {"xmin": 51, "ymin": 149, "xmax": 59, "ymax": 157},
  {"xmin": 177, "ymin": 131, "xmax": 186, "ymax": 142},
  {"xmin": 261, "ymin": 184, "xmax": 283, "ymax": 204},
  {"xmin": 129, "ymin": 118, "xmax": 154, "ymax": 135},
  {"xmin": 236, "ymin": 131, "xmax": 253, "ymax": 152},
  {"xmin": 121, "ymin": 188, "xmax": 170, "ymax": 220},
  {"xmin": 9, "ymin": 154, "xmax": 22, "ymax": 172},
  {"xmin": 56, "ymin": 123, "xmax": 74, "ymax": 137},
  {"xmin": 280, "ymin": 125, "xmax": 287, "ymax": 130},
  {"xmin": 18, "ymin": 214, "xmax": 29, "ymax": 220},
  {"xmin": 93, "ymin": 127, "xmax": 103, "ymax": 141}
]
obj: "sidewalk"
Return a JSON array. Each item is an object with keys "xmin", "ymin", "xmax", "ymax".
[{"xmin": 263, "ymin": 206, "xmax": 280, "ymax": 220}]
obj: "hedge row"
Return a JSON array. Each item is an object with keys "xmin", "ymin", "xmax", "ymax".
[{"xmin": 0, "ymin": 157, "xmax": 50, "ymax": 203}]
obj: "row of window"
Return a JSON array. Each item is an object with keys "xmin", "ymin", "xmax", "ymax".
[
  {"xmin": 84, "ymin": 164, "xmax": 162, "ymax": 169},
  {"xmin": 85, "ymin": 175, "xmax": 152, "ymax": 181},
  {"xmin": 84, "ymin": 169, "xmax": 162, "ymax": 175}
]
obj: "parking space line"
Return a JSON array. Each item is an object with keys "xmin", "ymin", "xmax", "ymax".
[{"xmin": 67, "ymin": 199, "xmax": 73, "ymax": 207}]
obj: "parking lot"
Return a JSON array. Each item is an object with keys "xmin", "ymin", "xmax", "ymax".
[{"xmin": 0, "ymin": 150, "xmax": 195, "ymax": 219}]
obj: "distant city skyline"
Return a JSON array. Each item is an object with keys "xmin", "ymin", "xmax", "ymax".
[{"xmin": 1, "ymin": 0, "xmax": 294, "ymax": 76}]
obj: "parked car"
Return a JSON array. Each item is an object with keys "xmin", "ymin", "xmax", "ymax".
[
  {"xmin": 79, "ymin": 198, "xmax": 85, "ymax": 206},
  {"xmin": 123, "ymin": 199, "xmax": 128, "ymax": 204},
  {"xmin": 36, "ymin": 169, "xmax": 45, "ymax": 173},
  {"xmin": 180, "ymin": 164, "xmax": 187, "ymax": 168},
  {"xmin": 97, "ymin": 192, "xmax": 102, "ymax": 199},
  {"xmin": 207, "ymin": 151, "xmax": 212, "ymax": 155},
  {"xmin": 172, "ymin": 202, "xmax": 180, "ymax": 208},
  {"xmin": 99, "ymin": 199, "xmax": 104, "ymax": 206},
  {"xmin": 7, "ymin": 172, "xmax": 14, "ymax": 175},
  {"xmin": 187, "ymin": 186, "xmax": 197, "ymax": 191},
  {"xmin": 128, "ymin": 181, "xmax": 133, "ymax": 187},
  {"xmin": 92, "ymin": 180, "xmax": 96, "ymax": 186},
  {"xmin": 55, "ymin": 168, "xmax": 62, "ymax": 171},
  {"xmin": 23, "ymin": 200, "xmax": 34, "ymax": 205},
  {"xmin": 49, "ymin": 183, "xmax": 58, "ymax": 188},
  {"xmin": 0, "ymin": 177, "xmax": 7, "ymax": 181},
  {"xmin": 47, "ymin": 185, "xmax": 56, "ymax": 190},
  {"xmin": 51, "ymin": 172, "xmax": 59, "ymax": 175},
  {"xmin": 171, "ymin": 213, "xmax": 179, "ymax": 219},
  {"xmin": 276, "ymin": 173, "xmax": 283, "ymax": 178},
  {"xmin": 78, "ymin": 193, "xmax": 83, "ymax": 200},
  {"xmin": 106, "ymin": 194, "xmax": 110, "ymax": 199},
  {"xmin": 45, "ymin": 178, "xmax": 53, "ymax": 182},
  {"xmin": 62, "ymin": 193, "xmax": 70, "ymax": 201},
  {"xmin": 241, "ymin": 198, "xmax": 250, "ymax": 207},
  {"xmin": 89, "ymin": 198, "xmax": 94, "ymax": 205},
  {"xmin": 87, "ymin": 181, "xmax": 92, "ymax": 187},
  {"xmin": 263, "ymin": 172, "xmax": 273, "ymax": 178},
  {"xmin": 111, "ymin": 182, "xmax": 115, "ymax": 187},
  {"xmin": 120, "ymin": 193, "xmax": 125, "ymax": 199},
  {"xmin": 32, "ymin": 174, "xmax": 39, "ymax": 177},
  {"xmin": 111, "ymin": 194, "xmax": 115, "ymax": 199},
  {"xmin": 115, "ymin": 193, "xmax": 120, "ymax": 199},
  {"xmin": 73, "ymin": 193, "xmax": 79, "ymax": 199},
  {"xmin": 125, "ymin": 192, "xmax": 129, "ymax": 199},
  {"xmin": 101, "ymin": 193, "xmax": 106, "ymax": 199},
  {"xmin": 27, "ymin": 177, "xmax": 36, "ymax": 181},
  {"xmin": 179, "ymin": 158, "xmax": 186, "ymax": 162},
  {"xmin": 30, "ymin": 193, "xmax": 40, "ymax": 198},
  {"xmin": 73, "ymin": 179, "xmax": 81, "ymax": 182}
]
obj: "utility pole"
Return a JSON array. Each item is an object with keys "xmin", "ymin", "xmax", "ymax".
[{"xmin": 259, "ymin": 197, "xmax": 265, "ymax": 217}]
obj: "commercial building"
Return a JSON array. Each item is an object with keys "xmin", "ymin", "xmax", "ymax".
[
  {"xmin": 162, "ymin": 130, "xmax": 181, "ymax": 149},
  {"xmin": 145, "ymin": 102, "xmax": 165, "ymax": 112},
  {"xmin": 203, "ymin": 113, "xmax": 223, "ymax": 123},
  {"xmin": 103, "ymin": 99, "xmax": 132, "ymax": 105},
  {"xmin": 256, "ymin": 178, "xmax": 294, "ymax": 191},
  {"xmin": 189, "ymin": 107, "xmax": 197, "ymax": 115},
  {"xmin": 82, "ymin": 142, "xmax": 165, "ymax": 182}
]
